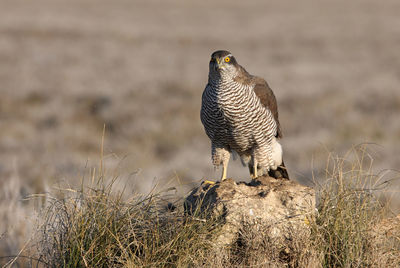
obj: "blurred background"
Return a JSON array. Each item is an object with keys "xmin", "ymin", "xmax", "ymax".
[{"xmin": 1, "ymin": 0, "xmax": 400, "ymax": 261}]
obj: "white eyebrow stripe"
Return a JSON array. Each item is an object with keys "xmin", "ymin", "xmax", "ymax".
[{"xmin": 226, "ymin": 54, "xmax": 233, "ymax": 57}]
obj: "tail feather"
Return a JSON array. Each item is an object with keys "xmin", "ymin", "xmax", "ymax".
[
  {"xmin": 268, "ymin": 160, "xmax": 290, "ymax": 180},
  {"xmin": 246, "ymin": 159, "xmax": 290, "ymax": 180}
]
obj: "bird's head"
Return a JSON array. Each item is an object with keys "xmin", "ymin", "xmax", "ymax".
[{"xmin": 209, "ymin": 50, "xmax": 240, "ymax": 80}]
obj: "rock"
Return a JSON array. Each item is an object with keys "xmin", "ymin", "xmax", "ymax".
[{"xmin": 184, "ymin": 176, "xmax": 316, "ymax": 265}]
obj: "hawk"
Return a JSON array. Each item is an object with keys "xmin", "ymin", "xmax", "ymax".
[{"xmin": 200, "ymin": 50, "xmax": 289, "ymax": 181}]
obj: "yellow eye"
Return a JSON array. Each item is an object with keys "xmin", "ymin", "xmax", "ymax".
[{"xmin": 225, "ymin": 57, "xmax": 230, "ymax": 63}]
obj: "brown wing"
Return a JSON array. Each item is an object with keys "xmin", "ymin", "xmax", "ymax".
[{"xmin": 252, "ymin": 76, "xmax": 282, "ymax": 138}]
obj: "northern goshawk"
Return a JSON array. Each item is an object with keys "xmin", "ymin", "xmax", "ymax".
[{"xmin": 201, "ymin": 50, "xmax": 289, "ymax": 181}]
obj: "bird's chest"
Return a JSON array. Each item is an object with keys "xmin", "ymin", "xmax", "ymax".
[
  {"xmin": 213, "ymin": 85, "xmax": 261, "ymax": 144},
  {"xmin": 215, "ymin": 87, "xmax": 256, "ymax": 126},
  {"xmin": 202, "ymin": 82, "xmax": 266, "ymax": 146}
]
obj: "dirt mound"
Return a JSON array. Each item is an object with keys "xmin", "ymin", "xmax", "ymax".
[{"xmin": 185, "ymin": 176, "xmax": 317, "ymax": 266}]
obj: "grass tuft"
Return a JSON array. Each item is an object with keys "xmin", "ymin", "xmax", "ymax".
[
  {"xmin": 33, "ymin": 146, "xmax": 399, "ymax": 267},
  {"xmin": 311, "ymin": 145, "xmax": 400, "ymax": 267},
  {"xmin": 38, "ymin": 173, "xmax": 221, "ymax": 268}
]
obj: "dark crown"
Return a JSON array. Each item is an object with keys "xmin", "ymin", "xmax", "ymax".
[{"xmin": 211, "ymin": 50, "xmax": 231, "ymax": 59}]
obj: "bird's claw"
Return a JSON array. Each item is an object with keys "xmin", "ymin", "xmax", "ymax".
[{"xmin": 202, "ymin": 180, "xmax": 216, "ymax": 185}]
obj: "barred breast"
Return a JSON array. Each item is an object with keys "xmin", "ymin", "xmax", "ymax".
[{"xmin": 201, "ymin": 77, "xmax": 278, "ymax": 169}]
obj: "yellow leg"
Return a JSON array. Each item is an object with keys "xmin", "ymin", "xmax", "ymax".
[
  {"xmin": 251, "ymin": 157, "xmax": 258, "ymax": 179},
  {"xmin": 221, "ymin": 164, "xmax": 227, "ymax": 181},
  {"xmin": 202, "ymin": 180, "xmax": 216, "ymax": 185}
]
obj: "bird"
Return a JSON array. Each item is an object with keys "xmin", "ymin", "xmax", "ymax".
[{"xmin": 200, "ymin": 50, "xmax": 289, "ymax": 182}]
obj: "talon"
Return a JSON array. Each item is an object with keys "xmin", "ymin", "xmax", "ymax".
[{"xmin": 202, "ymin": 180, "xmax": 216, "ymax": 185}]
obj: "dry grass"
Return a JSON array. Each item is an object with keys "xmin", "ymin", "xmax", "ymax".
[
  {"xmin": 36, "ymin": 171, "xmax": 222, "ymax": 268},
  {"xmin": 310, "ymin": 146, "xmax": 400, "ymax": 267},
  {"xmin": 1, "ymin": 146, "xmax": 391, "ymax": 268}
]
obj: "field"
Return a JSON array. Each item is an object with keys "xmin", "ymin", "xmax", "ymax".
[{"xmin": 1, "ymin": 0, "xmax": 400, "ymax": 266}]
